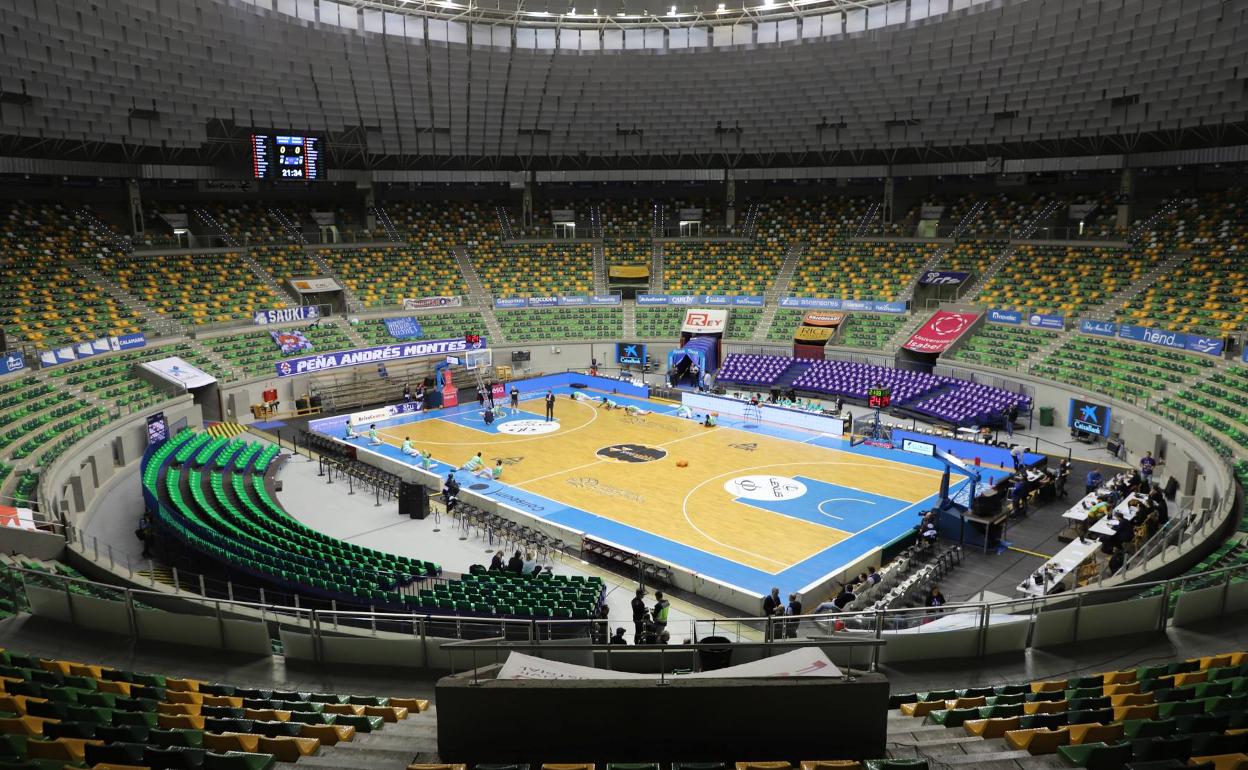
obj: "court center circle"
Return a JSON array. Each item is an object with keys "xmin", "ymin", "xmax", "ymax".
[
  {"xmin": 724, "ymin": 475, "xmax": 808, "ymax": 501},
  {"xmin": 497, "ymin": 419, "xmax": 561, "ymax": 435}
]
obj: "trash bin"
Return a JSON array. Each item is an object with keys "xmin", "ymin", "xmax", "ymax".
[
  {"xmin": 1040, "ymin": 406, "xmax": 1055, "ymax": 427},
  {"xmin": 697, "ymin": 636, "xmax": 733, "ymax": 671}
]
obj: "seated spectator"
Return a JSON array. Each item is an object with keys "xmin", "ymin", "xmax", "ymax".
[
  {"xmin": 521, "ymin": 551, "xmax": 537, "ymax": 575},
  {"xmin": 867, "ymin": 566, "xmax": 881, "ymax": 585},
  {"xmin": 926, "ymin": 586, "xmax": 947, "ymax": 609},
  {"xmin": 506, "ymin": 550, "xmax": 524, "ymax": 573},
  {"xmin": 488, "ymin": 550, "xmax": 505, "ymax": 571},
  {"xmin": 344, "ymin": 422, "xmax": 358, "ymax": 439},
  {"xmin": 1086, "ymin": 469, "xmax": 1103, "ymax": 494},
  {"xmin": 832, "ymin": 582, "xmax": 856, "ymax": 609},
  {"xmin": 1108, "ymin": 545, "xmax": 1126, "ymax": 575},
  {"xmin": 400, "ymin": 437, "xmax": 418, "ymax": 456},
  {"xmin": 611, "ymin": 627, "xmax": 628, "ymax": 645},
  {"xmin": 367, "ymin": 424, "xmax": 383, "ymax": 446}
]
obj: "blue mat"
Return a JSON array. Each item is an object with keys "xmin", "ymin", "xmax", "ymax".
[{"xmin": 252, "ymin": 420, "xmax": 287, "ymax": 430}]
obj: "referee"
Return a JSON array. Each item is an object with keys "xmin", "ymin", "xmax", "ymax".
[{"xmin": 544, "ymin": 390, "xmax": 555, "ymax": 422}]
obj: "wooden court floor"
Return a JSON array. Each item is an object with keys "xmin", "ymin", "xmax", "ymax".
[{"xmin": 373, "ymin": 395, "xmax": 945, "ymax": 574}]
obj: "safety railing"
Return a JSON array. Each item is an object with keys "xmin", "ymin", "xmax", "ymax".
[{"xmin": 36, "ymin": 534, "xmax": 1248, "ymax": 659}]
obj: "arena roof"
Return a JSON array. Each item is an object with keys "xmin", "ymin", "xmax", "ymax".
[{"xmin": 0, "ymin": 0, "xmax": 1244, "ymax": 171}]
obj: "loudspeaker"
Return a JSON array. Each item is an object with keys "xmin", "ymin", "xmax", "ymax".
[{"xmin": 399, "ymin": 482, "xmax": 429, "ymax": 519}]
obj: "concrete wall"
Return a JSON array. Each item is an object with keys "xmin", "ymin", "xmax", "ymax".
[
  {"xmin": 436, "ymin": 668, "xmax": 889, "ymax": 763},
  {"xmin": 41, "ymin": 396, "xmax": 202, "ymax": 527}
]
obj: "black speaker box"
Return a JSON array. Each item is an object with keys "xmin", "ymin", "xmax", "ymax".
[{"xmin": 399, "ymin": 481, "xmax": 429, "ymax": 519}]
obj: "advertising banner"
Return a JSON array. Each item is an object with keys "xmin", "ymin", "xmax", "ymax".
[
  {"xmin": 918, "ymin": 270, "xmax": 970, "ymax": 286},
  {"xmin": 402, "ymin": 295, "xmax": 463, "ymax": 310},
  {"xmin": 801, "ymin": 311, "xmax": 846, "ymax": 328},
  {"xmin": 1118, "ymin": 324, "xmax": 1224, "ymax": 357},
  {"xmin": 902, "ymin": 311, "xmax": 980, "ymax": 353},
  {"xmin": 74, "ymin": 341, "xmax": 96, "ymax": 359},
  {"xmin": 872, "ymin": 301, "xmax": 908, "ymax": 314},
  {"xmin": 1079, "ymin": 319, "xmax": 1118, "ymax": 337},
  {"xmin": 275, "ymin": 337, "xmax": 487, "ymax": 377},
  {"xmin": 616, "ymin": 343, "xmax": 647, "ymax": 365},
  {"xmin": 384, "ymin": 317, "xmax": 425, "ymax": 340},
  {"xmin": 590, "ymin": 295, "xmax": 622, "ymax": 305},
  {"xmin": 779, "ymin": 297, "xmax": 905, "ymax": 313},
  {"xmin": 494, "ymin": 298, "xmax": 528, "ymax": 309},
  {"xmin": 637, "ymin": 295, "xmax": 670, "ymax": 305},
  {"xmin": 703, "ymin": 295, "xmax": 732, "ymax": 305},
  {"xmin": 1070, "ymin": 398, "xmax": 1111, "ymax": 437},
  {"xmin": 794, "ymin": 325, "xmax": 835, "ymax": 342},
  {"xmin": 920, "ymin": 205, "xmax": 946, "ymax": 220},
  {"xmin": 557, "ymin": 296, "xmax": 588, "ymax": 306},
  {"xmin": 347, "ymin": 401, "xmax": 422, "ymax": 427},
  {"xmin": 669, "ymin": 295, "xmax": 699, "ymax": 306},
  {"xmin": 0, "ymin": 351, "xmax": 24, "ymax": 376},
  {"xmin": 732, "ymin": 296, "xmax": 765, "ymax": 307},
  {"xmin": 988, "ymin": 309, "xmax": 1022, "ymax": 325},
  {"xmin": 253, "ymin": 305, "xmax": 320, "ymax": 326},
  {"xmin": 528, "ymin": 296, "xmax": 559, "ymax": 308},
  {"xmin": 1028, "ymin": 313, "xmax": 1065, "ymax": 330},
  {"xmin": 680, "ymin": 308, "xmax": 728, "ymax": 334},
  {"xmin": 111, "ymin": 332, "xmax": 146, "ymax": 351},
  {"xmin": 270, "ymin": 329, "xmax": 313, "ymax": 355}
]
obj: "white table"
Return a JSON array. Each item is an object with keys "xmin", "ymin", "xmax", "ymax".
[{"xmin": 1017, "ymin": 536, "xmax": 1102, "ymax": 597}]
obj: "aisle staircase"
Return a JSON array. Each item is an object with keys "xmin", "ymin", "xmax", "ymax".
[
  {"xmin": 305, "ymin": 247, "xmax": 364, "ymax": 313},
  {"xmin": 773, "ymin": 359, "xmax": 814, "ymax": 390},
  {"xmin": 752, "ymin": 242, "xmax": 805, "ymax": 342},
  {"xmin": 370, "ymin": 205, "xmax": 403, "ymax": 243},
  {"xmin": 67, "ymin": 256, "xmax": 181, "ymax": 338},
  {"xmin": 454, "ymin": 246, "xmax": 505, "ymax": 342},
  {"xmin": 592, "ymin": 240, "xmax": 608, "ymax": 295},
  {"xmin": 1087, "ymin": 250, "xmax": 1188, "ymax": 322},
  {"xmin": 649, "ymin": 241, "xmax": 665, "ymax": 294},
  {"xmin": 622, "ymin": 302, "xmax": 637, "ymax": 339}
]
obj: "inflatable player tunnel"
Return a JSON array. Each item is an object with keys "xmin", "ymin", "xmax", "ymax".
[{"xmin": 667, "ymin": 308, "xmax": 725, "ymax": 387}]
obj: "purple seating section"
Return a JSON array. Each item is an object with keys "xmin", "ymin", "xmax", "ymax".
[
  {"xmin": 717, "ymin": 354, "xmax": 1030, "ymax": 426},
  {"xmin": 793, "ymin": 360, "xmax": 949, "ymax": 403},
  {"xmin": 717, "ymin": 354, "xmax": 793, "ymax": 386}
]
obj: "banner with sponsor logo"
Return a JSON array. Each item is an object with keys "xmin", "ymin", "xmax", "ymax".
[
  {"xmin": 681, "ymin": 308, "xmax": 728, "ymax": 334},
  {"xmin": 347, "ymin": 400, "xmax": 422, "ymax": 427},
  {"xmin": 0, "ymin": 351, "xmax": 24, "ymax": 376},
  {"xmin": 794, "ymin": 325, "xmax": 835, "ymax": 342},
  {"xmin": 271, "ymin": 329, "xmax": 313, "ymax": 355},
  {"xmin": 637, "ymin": 295, "xmax": 763, "ymax": 307},
  {"xmin": 402, "ymin": 295, "xmax": 463, "ymax": 310},
  {"xmin": 988, "ymin": 309, "xmax": 1022, "ymax": 325},
  {"xmin": 801, "ymin": 311, "xmax": 846, "ymax": 328},
  {"xmin": 275, "ymin": 337, "xmax": 488, "ymax": 377},
  {"xmin": 494, "ymin": 298, "xmax": 528, "ymax": 309},
  {"xmin": 384, "ymin": 317, "xmax": 425, "ymax": 340},
  {"xmin": 902, "ymin": 311, "xmax": 980, "ymax": 354},
  {"xmin": 112, "ymin": 332, "xmax": 146, "ymax": 351},
  {"xmin": 528, "ymin": 296, "xmax": 559, "ymax": 308},
  {"xmin": 1244, "ymin": 346, "xmax": 1247, "ymax": 364},
  {"xmin": 1079, "ymin": 319, "xmax": 1118, "ymax": 337},
  {"xmin": 38, "ymin": 333, "xmax": 146, "ymax": 369},
  {"xmin": 590, "ymin": 295, "xmax": 622, "ymax": 305},
  {"xmin": 1118, "ymin": 324, "xmax": 1224, "ymax": 357},
  {"xmin": 253, "ymin": 305, "xmax": 320, "ymax": 326},
  {"xmin": 1028, "ymin": 313, "xmax": 1065, "ymax": 330},
  {"xmin": 919, "ymin": 270, "xmax": 970, "ymax": 286},
  {"xmin": 779, "ymin": 297, "xmax": 907, "ymax": 314}
]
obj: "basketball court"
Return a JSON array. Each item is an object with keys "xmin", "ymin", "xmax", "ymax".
[{"xmin": 311, "ymin": 382, "xmax": 1013, "ymax": 599}]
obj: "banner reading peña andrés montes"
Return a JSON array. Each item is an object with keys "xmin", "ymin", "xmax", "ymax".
[{"xmin": 275, "ymin": 337, "xmax": 487, "ymax": 377}]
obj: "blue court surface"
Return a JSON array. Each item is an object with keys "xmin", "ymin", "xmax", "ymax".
[{"xmin": 310, "ymin": 387, "xmax": 1013, "ymax": 598}]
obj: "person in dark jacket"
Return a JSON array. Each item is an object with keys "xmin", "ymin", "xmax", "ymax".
[
  {"xmin": 631, "ymin": 588, "xmax": 648, "ymax": 644},
  {"xmin": 506, "ymin": 550, "xmax": 524, "ymax": 573},
  {"xmin": 762, "ymin": 587, "xmax": 783, "ymax": 617},
  {"xmin": 611, "ymin": 627, "xmax": 628, "ymax": 645},
  {"xmin": 488, "ymin": 550, "xmax": 504, "ymax": 571}
]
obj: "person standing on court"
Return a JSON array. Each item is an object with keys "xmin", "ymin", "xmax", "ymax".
[
  {"xmin": 544, "ymin": 390, "xmax": 556, "ymax": 422},
  {"xmin": 631, "ymin": 588, "xmax": 648, "ymax": 644},
  {"xmin": 477, "ymin": 387, "xmax": 486, "ymax": 408},
  {"xmin": 510, "ymin": 386, "xmax": 520, "ymax": 411},
  {"xmin": 652, "ymin": 591, "xmax": 670, "ymax": 637}
]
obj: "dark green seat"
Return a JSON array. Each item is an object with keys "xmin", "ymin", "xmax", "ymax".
[
  {"xmin": 1122, "ymin": 718, "xmax": 1176, "ymax": 739},
  {"xmin": 1174, "ymin": 714, "xmax": 1230, "ymax": 734},
  {"xmin": 142, "ymin": 744, "xmax": 207, "ymax": 769},
  {"xmin": 331, "ymin": 714, "xmax": 382, "ymax": 732},
  {"xmin": 285, "ymin": 711, "xmax": 334, "ymax": 725},
  {"xmin": 1189, "ymin": 731, "xmax": 1247, "ymax": 756},
  {"xmin": 41, "ymin": 720, "xmax": 96, "ymax": 739},
  {"xmin": 1020, "ymin": 713, "xmax": 1068, "ymax": 729},
  {"xmin": 928, "ymin": 707, "xmax": 980, "ymax": 727},
  {"xmin": 1069, "ymin": 697, "xmax": 1112, "ymax": 711},
  {"xmin": 989, "ymin": 693, "xmax": 1027, "ymax": 706},
  {"xmin": 150, "ymin": 727, "xmax": 205, "ymax": 747},
  {"xmin": 607, "ymin": 764, "xmax": 662, "ymax": 770},
  {"xmin": 1128, "ymin": 736, "xmax": 1191, "ymax": 762},
  {"xmin": 251, "ymin": 721, "xmax": 302, "ymax": 738},
  {"xmin": 113, "ymin": 710, "xmax": 159, "ymax": 728},
  {"xmin": 1157, "ymin": 700, "xmax": 1205, "ymax": 718},
  {"xmin": 1068, "ymin": 709, "xmax": 1115, "ymax": 725},
  {"xmin": 96, "ymin": 724, "xmax": 151, "ymax": 743},
  {"xmin": 85, "ymin": 741, "xmax": 147, "ymax": 766},
  {"xmin": 1056, "ymin": 741, "xmax": 1133, "ymax": 770},
  {"xmin": 980, "ymin": 704, "xmax": 1025, "ymax": 719}
]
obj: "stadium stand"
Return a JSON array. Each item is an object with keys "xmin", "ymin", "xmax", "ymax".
[
  {"xmin": 353, "ymin": 313, "xmax": 487, "ymax": 346},
  {"xmin": 635, "ymin": 306, "xmax": 762, "ymax": 340},
  {"xmin": 598, "ymin": 199, "xmax": 652, "ymax": 237},
  {"xmin": 662, "ymin": 239, "xmax": 783, "ymax": 295},
  {"xmin": 0, "ymin": 644, "xmax": 427, "ymax": 769},
  {"xmin": 789, "ymin": 241, "xmax": 936, "ymax": 300},
  {"xmin": 976, "ymin": 244, "xmax": 1150, "ymax": 316},
  {"xmin": 0, "ymin": 202, "xmax": 144, "ymax": 348},
  {"xmin": 203, "ymin": 322, "xmax": 357, "ymax": 379},
  {"xmin": 495, "ymin": 307, "xmax": 623, "ymax": 341},
  {"xmin": 94, "ymin": 250, "xmax": 284, "ymax": 326},
  {"xmin": 314, "ymin": 246, "xmax": 467, "ymax": 307},
  {"xmin": 949, "ymin": 324, "xmax": 1058, "ymax": 370},
  {"xmin": 41, "ymin": 342, "xmax": 222, "ymax": 412},
  {"xmin": 1031, "ymin": 337, "xmax": 1207, "ymax": 403},
  {"xmin": 841, "ymin": 314, "xmax": 907, "ymax": 350},
  {"xmin": 249, "ymin": 245, "xmax": 324, "ymax": 284},
  {"xmin": 765, "ymin": 308, "xmax": 807, "ymax": 342},
  {"xmin": 473, "ymin": 242, "xmax": 595, "ymax": 297}
]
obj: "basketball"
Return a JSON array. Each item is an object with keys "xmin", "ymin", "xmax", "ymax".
[{"xmin": 676, "ymin": 460, "xmax": 689, "ymax": 468}]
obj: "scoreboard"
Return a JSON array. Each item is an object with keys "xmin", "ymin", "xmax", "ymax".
[
  {"xmin": 251, "ymin": 134, "xmax": 325, "ymax": 180},
  {"xmin": 867, "ymin": 385, "xmax": 892, "ymax": 409}
]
